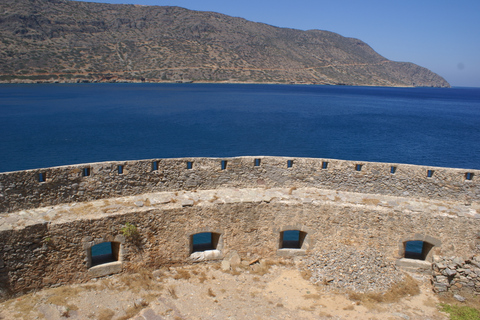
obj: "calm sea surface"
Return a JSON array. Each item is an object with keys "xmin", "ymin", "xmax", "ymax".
[{"xmin": 1, "ymin": 83, "xmax": 479, "ymax": 173}]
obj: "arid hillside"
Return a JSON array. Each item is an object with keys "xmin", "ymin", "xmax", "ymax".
[{"xmin": 0, "ymin": 0, "xmax": 450, "ymax": 87}]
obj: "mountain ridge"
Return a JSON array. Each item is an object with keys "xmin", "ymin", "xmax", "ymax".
[{"xmin": 0, "ymin": 0, "xmax": 450, "ymax": 87}]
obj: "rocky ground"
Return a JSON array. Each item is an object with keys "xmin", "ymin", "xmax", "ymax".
[
  {"xmin": 305, "ymin": 247, "xmax": 405, "ymax": 293},
  {"xmin": 2, "ymin": 186, "xmax": 479, "ymax": 319},
  {"xmin": 0, "ymin": 256, "xmax": 452, "ymax": 320}
]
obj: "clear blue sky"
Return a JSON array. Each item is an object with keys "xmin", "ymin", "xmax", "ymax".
[{"xmin": 74, "ymin": 0, "xmax": 480, "ymax": 87}]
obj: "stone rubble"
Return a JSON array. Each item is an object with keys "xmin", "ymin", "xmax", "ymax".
[
  {"xmin": 431, "ymin": 255, "xmax": 480, "ymax": 293},
  {"xmin": 305, "ymin": 247, "xmax": 404, "ymax": 293}
]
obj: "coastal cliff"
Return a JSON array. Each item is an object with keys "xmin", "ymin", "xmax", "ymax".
[{"xmin": 0, "ymin": 0, "xmax": 450, "ymax": 87}]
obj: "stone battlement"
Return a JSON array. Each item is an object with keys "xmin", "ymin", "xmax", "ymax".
[
  {"xmin": 0, "ymin": 157, "xmax": 479, "ymax": 298},
  {"xmin": 1, "ymin": 156, "xmax": 478, "ymax": 213}
]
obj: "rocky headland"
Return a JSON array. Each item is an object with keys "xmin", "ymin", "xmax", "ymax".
[{"xmin": 0, "ymin": 0, "xmax": 450, "ymax": 87}]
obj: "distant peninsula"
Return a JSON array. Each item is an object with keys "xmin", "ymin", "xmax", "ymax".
[{"xmin": 0, "ymin": 0, "xmax": 450, "ymax": 87}]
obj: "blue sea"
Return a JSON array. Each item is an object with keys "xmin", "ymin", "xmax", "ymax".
[{"xmin": 1, "ymin": 83, "xmax": 480, "ymax": 173}]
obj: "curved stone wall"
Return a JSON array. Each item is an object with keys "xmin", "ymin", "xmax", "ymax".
[
  {"xmin": 0, "ymin": 157, "xmax": 479, "ymax": 298},
  {"xmin": 1, "ymin": 156, "xmax": 479, "ymax": 213}
]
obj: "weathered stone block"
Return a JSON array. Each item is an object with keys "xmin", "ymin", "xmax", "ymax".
[
  {"xmin": 444, "ymin": 268, "xmax": 457, "ymax": 277},
  {"xmin": 203, "ymin": 249, "xmax": 221, "ymax": 260},
  {"xmin": 277, "ymin": 249, "xmax": 307, "ymax": 257},
  {"xmin": 221, "ymin": 260, "xmax": 230, "ymax": 271},
  {"xmin": 434, "ymin": 283, "xmax": 449, "ymax": 292},
  {"xmin": 87, "ymin": 261, "xmax": 122, "ymax": 278},
  {"xmin": 224, "ymin": 251, "xmax": 241, "ymax": 268},
  {"xmin": 396, "ymin": 258, "xmax": 431, "ymax": 269},
  {"xmin": 435, "ymin": 274, "xmax": 448, "ymax": 282}
]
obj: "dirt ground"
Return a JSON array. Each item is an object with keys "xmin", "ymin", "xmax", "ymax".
[{"xmin": 0, "ymin": 261, "xmax": 451, "ymax": 320}]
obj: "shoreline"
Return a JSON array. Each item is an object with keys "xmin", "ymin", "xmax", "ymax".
[{"xmin": 0, "ymin": 78, "xmax": 434, "ymax": 88}]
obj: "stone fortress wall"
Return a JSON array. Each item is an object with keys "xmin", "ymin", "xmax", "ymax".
[
  {"xmin": 0, "ymin": 156, "xmax": 479, "ymax": 298},
  {"xmin": 1, "ymin": 156, "xmax": 478, "ymax": 213}
]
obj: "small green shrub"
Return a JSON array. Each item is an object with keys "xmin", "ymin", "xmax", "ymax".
[
  {"xmin": 121, "ymin": 222, "xmax": 139, "ymax": 240},
  {"xmin": 440, "ymin": 303, "xmax": 480, "ymax": 320}
]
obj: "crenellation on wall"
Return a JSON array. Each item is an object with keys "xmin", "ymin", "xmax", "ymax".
[{"xmin": 1, "ymin": 156, "xmax": 479, "ymax": 213}]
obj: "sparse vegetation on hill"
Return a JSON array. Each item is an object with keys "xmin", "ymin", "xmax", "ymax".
[{"xmin": 0, "ymin": 0, "xmax": 450, "ymax": 87}]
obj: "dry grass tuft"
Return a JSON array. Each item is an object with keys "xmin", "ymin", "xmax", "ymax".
[
  {"xmin": 152, "ymin": 269, "xmax": 166, "ymax": 281},
  {"xmin": 207, "ymin": 288, "xmax": 216, "ymax": 297},
  {"xmin": 209, "ymin": 195, "xmax": 219, "ymax": 202},
  {"xmin": 318, "ymin": 311, "xmax": 333, "ymax": 318},
  {"xmin": 118, "ymin": 270, "xmax": 162, "ymax": 293},
  {"xmin": 100, "ymin": 278, "xmax": 116, "ymax": 291},
  {"xmin": 267, "ymin": 258, "xmax": 291, "ymax": 266},
  {"xmin": 298, "ymin": 305, "xmax": 316, "ymax": 311},
  {"xmin": 70, "ymin": 202, "xmax": 95, "ymax": 215},
  {"xmin": 251, "ymin": 266, "xmax": 268, "ymax": 276},
  {"xmin": 362, "ymin": 198, "xmax": 381, "ymax": 206},
  {"xmin": 45, "ymin": 286, "xmax": 85, "ymax": 306},
  {"xmin": 381, "ymin": 274, "xmax": 420, "ymax": 302},
  {"xmin": 6, "ymin": 293, "xmax": 41, "ymax": 318},
  {"xmin": 288, "ymin": 186, "xmax": 297, "ymax": 195},
  {"xmin": 347, "ymin": 274, "xmax": 420, "ymax": 308},
  {"xmin": 173, "ymin": 269, "xmax": 191, "ymax": 280},
  {"xmin": 141, "ymin": 293, "xmax": 157, "ymax": 305},
  {"xmin": 98, "ymin": 308, "xmax": 115, "ymax": 320},
  {"xmin": 300, "ymin": 269, "xmax": 312, "ymax": 281},
  {"xmin": 249, "ymin": 259, "xmax": 273, "ymax": 276},
  {"xmin": 168, "ymin": 286, "xmax": 178, "ymax": 299},
  {"xmin": 117, "ymin": 304, "xmax": 145, "ymax": 320},
  {"xmin": 229, "ymin": 268, "xmax": 242, "ymax": 276},
  {"xmin": 198, "ymin": 271, "xmax": 207, "ymax": 283},
  {"xmin": 83, "ymin": 283, "xmax": 101, "ymax": 291},
  {"xmin": 67, "ymin": 303, "xmax": 79, "ymax": 311}
]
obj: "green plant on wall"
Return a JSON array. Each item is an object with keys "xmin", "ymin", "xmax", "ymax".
[{"xmin": 121, "ymin": 222, "xmax": 139, "ymax": 240}]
